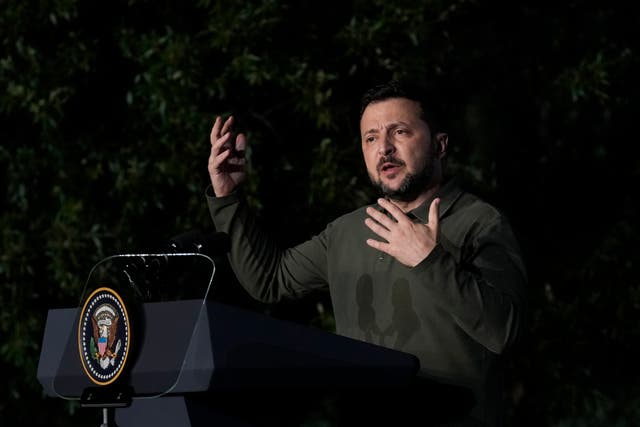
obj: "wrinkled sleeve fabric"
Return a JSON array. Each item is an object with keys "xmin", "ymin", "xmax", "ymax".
[
  {"xmin": 206, "ymin": 187, "xmax": 329, "ymax": 303},
  {"xmin": 410, "ymin": 203, "xmax": 527, "ymax": 355}
]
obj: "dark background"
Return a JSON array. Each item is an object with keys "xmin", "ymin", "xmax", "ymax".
[{"xmin": 1, "ymin": 0, "xmax": 638, "ymax": 425}]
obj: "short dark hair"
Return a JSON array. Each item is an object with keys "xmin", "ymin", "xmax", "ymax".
[{"xmin": 359, "ymin": 80, "xmax": 444, "ymax": 135}]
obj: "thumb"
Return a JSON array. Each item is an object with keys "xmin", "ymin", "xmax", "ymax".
[
  {"xmin": 427, "ymin": 197, "xmax": 440, "ymax": 229},
  {"xmin": 235, "ymin": 133, "xmax": 247, "ymax": 153}
]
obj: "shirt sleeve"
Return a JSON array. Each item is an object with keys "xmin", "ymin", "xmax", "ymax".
[
  {"xmin": 206, "ymin": 187, "xmax": 329, "ymax": 303},
  {"xmin": 409, "ymin": 210, "xmax": 527, "ymax": 355}
]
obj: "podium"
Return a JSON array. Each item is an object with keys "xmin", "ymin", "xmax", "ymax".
[{"xmin": 36, "ymin": 253, "xmax": 474, "ymax": 426}]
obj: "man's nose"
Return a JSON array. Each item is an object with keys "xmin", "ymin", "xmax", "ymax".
[{"xmin": 378, "ymin": 136, "xmax": 396, "ymax": 156}]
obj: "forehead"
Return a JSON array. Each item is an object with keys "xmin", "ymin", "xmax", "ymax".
[{"xmin": 360, "ymin": 97, "xmax": 424, "ymax": 131}]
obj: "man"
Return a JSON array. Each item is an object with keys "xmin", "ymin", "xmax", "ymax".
[{"xmin": 206, "ymin": 81, "xmax": 527, "ymax": 426}]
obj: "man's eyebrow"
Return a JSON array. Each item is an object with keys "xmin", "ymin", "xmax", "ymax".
[
  {"xmin": 389, "ymin": 120, "xmax": 411, "ymax": 128},
  {"xmin": 363, "ymin": 121, "xmax": 412, "ymax": 135}
]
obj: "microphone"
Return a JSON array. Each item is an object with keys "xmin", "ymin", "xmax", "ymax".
[
  {"xmin": 119, "ymin": 231, "xmax": 230, "ymax": 301},
  {"xmin": 166, "ymin": 230, "xmax": 231, "ymax": 256}
]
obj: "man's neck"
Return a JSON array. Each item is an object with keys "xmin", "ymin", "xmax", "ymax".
[{"xmin": 390, "ymin": 183, "xmax": 441, "ymax": 213}]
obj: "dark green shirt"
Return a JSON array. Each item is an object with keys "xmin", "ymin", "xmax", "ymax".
[{"xmin": 207, "ymin": 179, "xmax": 527, "ymax": 425}]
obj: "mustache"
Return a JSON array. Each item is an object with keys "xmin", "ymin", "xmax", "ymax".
[{"xmin": 377, "ymin": 156, "xmax": 405, "ymax": 172}]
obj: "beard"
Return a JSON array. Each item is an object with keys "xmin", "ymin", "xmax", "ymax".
[{"xmin": 369, "ymin": 153, "xmax": 436, "ymax": 202}]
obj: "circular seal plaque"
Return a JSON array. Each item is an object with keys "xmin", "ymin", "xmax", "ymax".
[{"xmin": 77, "ymin": 287, "xmax": 131, "ymax": 385}]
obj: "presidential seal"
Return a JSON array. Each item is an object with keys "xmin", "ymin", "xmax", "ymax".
[{"xmin": 78, "ymin": 287, "xmax": 131, "ymax": 385}]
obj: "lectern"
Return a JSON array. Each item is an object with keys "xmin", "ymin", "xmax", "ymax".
[{"xmin": 37, "ymin": 253, "xmax": 473, "ymax": 426}]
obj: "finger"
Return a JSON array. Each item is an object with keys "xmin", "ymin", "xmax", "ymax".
[
  {"xmin": 366, "ymin": 238, "xmax": 391, "ymax": 254},
  {"xmin": 211, "ymin": 131, "xmax": 232, "ymax": 155},
  {"xmin": 208, "ymin": 148, "xmax": 232, "ymax": 174},
  {"xmin": 215, "ymin": 149, "xmax": 232, "ymax": 164},
  {"xmin": 428, "ymin": 198, "xmax": 440, "ymax": 228},
  {"xmin": 210, "ymin": 116, "xmax": 222, "ymax": 142},
  {"xmin": 377, "ymin": 198, "xmax": 408, "ymax": 223},
  {"xmin": 364, "ymin": 217, "xmax": 391, "ymax": 240},
  {"xmin": 220, "ymin": 115, "xmax": 234, "ymax": 136},
  {"xmin": 226, "ymin": 156, "xmax": 246, "ymax": 166},
  {"xmin": 365, "ymin": 206, "xmax": 395, "ymax": 230}
]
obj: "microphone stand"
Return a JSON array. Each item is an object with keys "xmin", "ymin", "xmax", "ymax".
[{"xmin": 80, "ymin": 384, "xmax": 132, "ymax": 427}]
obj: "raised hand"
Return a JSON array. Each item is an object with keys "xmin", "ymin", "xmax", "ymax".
[
  {"xmin": 208, "ymin": 115, "xmax": 247, "ymax": 197},
  {"xmin": 364, "ymin": 197, "xmax": 440, "ymax": 267}
]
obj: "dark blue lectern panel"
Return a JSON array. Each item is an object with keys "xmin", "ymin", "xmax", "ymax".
[
  {"xmin": 38, "ymin": 300, "xmax": 419, "ymax": 399},
  {"xmin": 39, "ymin": 300, "xmax": 475, "ymax": 426}
]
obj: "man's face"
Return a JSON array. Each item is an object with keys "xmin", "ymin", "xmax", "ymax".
[{"xmin": 360, "ymin": 97, "xmax": 441, "ymax": 201}]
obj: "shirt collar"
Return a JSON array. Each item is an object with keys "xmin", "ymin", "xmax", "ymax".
[{"xmin": 408, "ymin": 177, "xmax": 463, "ymax": 223}]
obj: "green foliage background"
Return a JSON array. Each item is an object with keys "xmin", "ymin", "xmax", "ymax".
[{"xmin": 1, "ymin": 0, "xmax": 638, "ymax": 425}]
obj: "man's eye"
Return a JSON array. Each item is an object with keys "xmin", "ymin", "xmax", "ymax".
[{"xmin": 365, "ymin": 136, "xmax": 376, "ymax": 143}]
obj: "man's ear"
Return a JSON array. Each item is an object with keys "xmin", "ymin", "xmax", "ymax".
[{"xmin": 435, "ymin": 133, "xmax": 449, "ymax": 159}]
